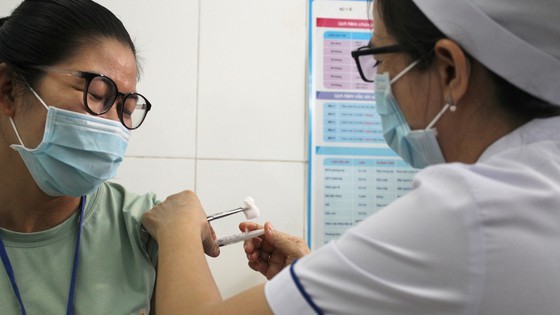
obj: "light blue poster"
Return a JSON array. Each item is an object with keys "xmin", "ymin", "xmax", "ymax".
[{"xmin": 307, "ymin": 0, "xmax": 418, "ymax": 248}]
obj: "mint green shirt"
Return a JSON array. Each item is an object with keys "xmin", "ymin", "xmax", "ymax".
[{"xmin": 0, "ymin": 182, "xmax": 159, "ymax": 314}]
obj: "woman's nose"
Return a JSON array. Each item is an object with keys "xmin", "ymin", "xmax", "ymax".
[{"xmin": 100, "ymin": 100, "xmax": 120, "ymax": 122}]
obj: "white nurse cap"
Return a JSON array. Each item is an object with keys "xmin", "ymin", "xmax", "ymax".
[{"xmin": 411, "ymin": 0, "xmax": 560, "ymax": 106}]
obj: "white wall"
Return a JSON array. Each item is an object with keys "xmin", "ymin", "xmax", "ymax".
[{"xmin": 0, "ymin": 0, "xmax": 308, "ymax": 298}]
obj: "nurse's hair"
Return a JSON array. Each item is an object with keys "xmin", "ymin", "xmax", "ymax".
[
  {"xmin": 0, "ymin": 0, "xmax": 137, "ymax": 88},
  {"xmin": 375, "ymin": 0, "xmax": 560, "ymax": 120}
]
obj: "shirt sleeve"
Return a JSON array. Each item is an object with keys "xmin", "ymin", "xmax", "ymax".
[
  {"xmin": 265, "ymin": 264, "xmax": 318, "ymax": 314},
  {"xmin": 105, "ymin": 181, "xmax": 161, "ymax": 266},
  {"xmin": 265, "ymin": 166, "xmax": 485, "ymax": 315}
]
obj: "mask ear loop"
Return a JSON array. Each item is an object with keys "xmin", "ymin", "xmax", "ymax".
[
  {"xmin": 390, "ymin": 59, "xmax": 422, "ymax": 84},
  {"xmin": 26, "ymin": 85, "xmax": 50, "ymax": 110},
  {"xmin": 9, "ymin": 85, "xmax": 50, "ymax": 148},
  {"xmin": 425, "ymin": 96, "xmax": 456, "ymax": 130},
  {"xmin": 8, "ymin": 117, "xmax": 25, "ymax": 147}
]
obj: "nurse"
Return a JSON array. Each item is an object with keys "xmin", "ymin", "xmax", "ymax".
[
  {"xmin": 141, "ymin": 0, "xmax": 560, "ymax": 314},
  {"xmin": 0, "ymin": 0, "xmax": 159, "ymax": 313}
]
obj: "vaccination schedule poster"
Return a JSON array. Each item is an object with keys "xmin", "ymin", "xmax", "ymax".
[{"xmin": 307, "ymin": 0, "xmax": 418, "ymax": 249}]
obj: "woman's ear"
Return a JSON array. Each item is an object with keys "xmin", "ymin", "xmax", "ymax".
[
  {"xmin": 433, "ymin": 39, "xmax": 470, "ymax": 102},
  {"xmin": 0, "ymin": 63, "xmax": 17, "ymax": 117}
]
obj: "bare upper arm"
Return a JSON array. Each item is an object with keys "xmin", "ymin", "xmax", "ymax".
[{"xmin": 203, "ymin": 283, "xmax": 273, "ymax": 315}]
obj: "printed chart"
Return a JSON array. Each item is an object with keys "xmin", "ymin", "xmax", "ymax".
[{"xmin": 308, "ymin": 0, "xmax": 418, "ymax": 248}]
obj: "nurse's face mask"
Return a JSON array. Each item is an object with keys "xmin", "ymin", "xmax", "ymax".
[{"xmin": 375, "ymin": 60, "xmax": 453, "ymax": 169}]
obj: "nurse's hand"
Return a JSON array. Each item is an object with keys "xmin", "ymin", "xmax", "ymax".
[
  {"xmin": 142, "ymin": 190, "xmax": 220, "ymax": 258},
  {"xmin": 241, "ymin": 221, "xmax": 310, "ymax": 280}
]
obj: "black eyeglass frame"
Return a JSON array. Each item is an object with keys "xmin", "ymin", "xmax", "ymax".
[
  {"xmin": 351, "ymin": 44, "xmax": 407, "ymax": 83},
  {"xmin": 27, "ymin": 65, "xmax": 152, "ymax": 130}
]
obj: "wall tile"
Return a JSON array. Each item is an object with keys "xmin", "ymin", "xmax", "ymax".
[
  {"xmin": 197, "ymin": 0, "xmax": 307, "ymax": 161},
  {"xmin": 112, "ymin": 157, "xmax": 196, "ymax": 199}
]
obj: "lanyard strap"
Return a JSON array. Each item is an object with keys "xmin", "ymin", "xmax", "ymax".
[
  {"xmin": 0, "ymin": 195, "xmax": 86, "ymax": 315},
  {"xmin": 0, "ymin": 234, "xmax": 26, "ymax": 314}
]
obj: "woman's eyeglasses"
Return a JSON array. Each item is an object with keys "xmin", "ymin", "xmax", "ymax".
[{"xmin": 29, "ymin": 65, "xmax": 151, "ymax": 130}]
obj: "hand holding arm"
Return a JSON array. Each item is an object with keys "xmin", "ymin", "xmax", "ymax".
[{"xmin": 141, "ymin": 190, "xmax": 219, "ymax": 257}]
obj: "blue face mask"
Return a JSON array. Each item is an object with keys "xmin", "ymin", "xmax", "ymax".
[
  {"xmin": 9, "ymin": 87, "xmax": 130, "ymax": 197},
  {"xmin": 375, "ymin": 60, "xmax": 451, "ymax": 169}
]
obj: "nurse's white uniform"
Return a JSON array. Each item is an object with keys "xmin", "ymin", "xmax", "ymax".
[{"xmin": 266, "ymin": 116, "xmax": 560, "ymax": 315}]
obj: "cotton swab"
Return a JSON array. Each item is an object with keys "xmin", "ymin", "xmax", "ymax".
[
  {"xmin": 209, "ymin": 197, "xmax": 262, "ymax": 247},
  {"xmin": 207, "ymin": 197, "xmax": 260, "ymax": 221}
]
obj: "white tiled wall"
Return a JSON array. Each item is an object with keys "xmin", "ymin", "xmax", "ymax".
[{"xmin": 0, "ymin": 0, "xmax": 308, "ymax": 299}]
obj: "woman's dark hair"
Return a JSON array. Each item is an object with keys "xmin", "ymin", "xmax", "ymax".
[
  {"xmin": 375, "ymin": 0, "xmax": 560, "ymax": 120},
  {"xmin": 0, "ymin": 0, "xmax": 136, "ymax": 87}
]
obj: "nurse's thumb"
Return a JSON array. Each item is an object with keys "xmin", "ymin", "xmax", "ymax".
[{"xmin": 264, "ymin": 222, "xmax": 311, "ymax": 262}]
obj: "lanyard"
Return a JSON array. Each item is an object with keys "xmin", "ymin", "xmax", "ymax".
[{"xmin": 0, "ymin": 195, "xmax": 86, "ymax": 315}]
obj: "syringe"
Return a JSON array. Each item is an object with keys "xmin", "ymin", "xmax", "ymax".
[{"xmin": 216, "ymin": 229, "xmax": 265, "ymax": 247}]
